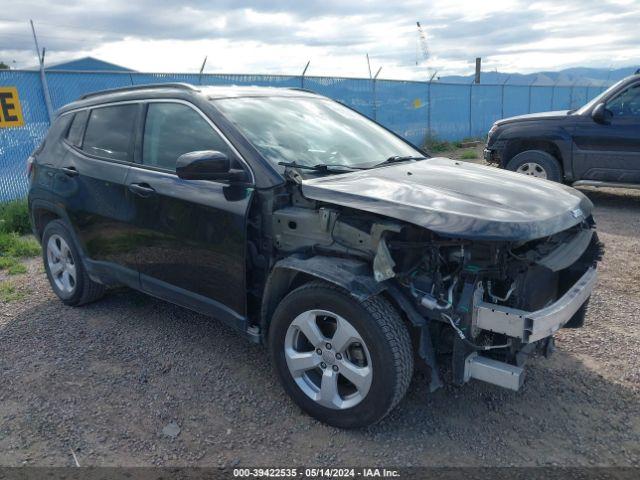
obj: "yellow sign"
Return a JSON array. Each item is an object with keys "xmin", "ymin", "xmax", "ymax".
[
  {"xmin": 412, "ymin": 98, "xmax": 422, "ymax": 109},
  {"xmin": 0, "ymin": 87, "xmax": 24, "ymax": 128}
]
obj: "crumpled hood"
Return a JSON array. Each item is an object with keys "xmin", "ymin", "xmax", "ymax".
[
  {"xmin": 495, "ymin": 110, "xmax": 570, "ymax": 126},
  {"xmin": 301, "ymin": 157, "xmax": 593, "ymax": 241}
]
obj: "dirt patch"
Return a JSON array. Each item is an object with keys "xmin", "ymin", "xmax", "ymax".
[{"xmin": 0, "ymin": 186, "xmax": 638, "ymax": 467}]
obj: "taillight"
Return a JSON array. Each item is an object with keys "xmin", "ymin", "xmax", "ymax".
[{"xmin": 27, "ymin": 155, "xmax": 35, "ymax": 177}]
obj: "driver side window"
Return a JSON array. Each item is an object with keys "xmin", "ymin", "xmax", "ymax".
[
  {"xmin": 142, "ymin": 102, "xmax": 232, "ymax": 171},
  {"xmin": 606, "ymin": 84, "xmax": 640, "ymax": 118}
]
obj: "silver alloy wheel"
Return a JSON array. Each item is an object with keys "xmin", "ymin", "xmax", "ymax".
[
  {"xmin": 284, "ymin": 309, "xmax": 373, "ymax": 410},
  {"xmin": 516, "ymin": 162, "xmax": 548, "ymax": 179},
  {"xmin": 46, "ymin": 234, "xmax": 77, "ymax": 295}
]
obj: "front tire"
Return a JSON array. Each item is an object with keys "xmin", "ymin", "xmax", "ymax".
[
  {"xmin": 505, "ymin": 150, "xmax": 562, "ymax": 182},
  {"xmin": 42, "ymin": 220, "xmax": 105, "ymax": 306},
  {"xmin": 269, "ymin": 281, "xmax": 413, "ymax": 428}
]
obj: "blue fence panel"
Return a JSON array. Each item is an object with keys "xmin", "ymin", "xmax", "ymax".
[
  {"xmin": 0, "ymin": 71, "xmax": 50, "ymax": 201},
  {"xmin": 46, "ymin": 71, "xmax": 132, "ymax": 109},
  {"xmin": 374, "ymin": 80, "xmax": 427, "ymax": 147},
  {"xmin": 471, "ymin": 85, "xmax": 502, "ymax": 138},
  {"xmin": 530, "ymin": 86, "xmax": 553, "ymax": 113},
  {"xmin": 552, "ymin": 86, "xmax": 572, "ymax": 110},
  {"xmin": 502, "ymin": 85, "xmax": 529, "ymax": 117},
  {"xmin": 204, "ymin": 74, "xmax": 301, "ymax": 88},
  {"xmin": 430, "ymin": 82, "xmax": 471, "ymax": 141},
  {"xmin": 0, "ymin": 69, "xmax": 615, "ymax": 201},
  {"xmin": 303, "ymin": 76, "xmax": 374, "ymax": 119},
  {"xmin": 571, "ymin": 86, "xmax": 589, "ymax": 109},
  {"xmin": 130, "ymin": 72, "xmax": 200, "ymax": 85}
]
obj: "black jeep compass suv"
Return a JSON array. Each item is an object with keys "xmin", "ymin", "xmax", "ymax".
[{"xmin": 28, "ymin": 83, "xmax": 601, "ymax": 427}]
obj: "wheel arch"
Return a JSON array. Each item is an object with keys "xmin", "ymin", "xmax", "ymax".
[
  {"xmin": 30, "ymin": 199, "xmax": 66, "ymax": 240},
  {"xmin": 501, "ymin": 138, "xmax": 564, "ymax": 170},
  {"xmin": 260, "ymin": 256, "xmax": 386, "ymax": 341},
  {"xmin": 258, "ymin": 255, "xmax": 441, "ymax": 389}
]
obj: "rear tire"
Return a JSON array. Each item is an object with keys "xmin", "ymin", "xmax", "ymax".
[
  {"xmin": 42, "ymin": 220, "xmax": 105, "ymax": 306},
  {"xmin": 505, "ymin": 150, "xmax": 562, "ymax": 182},
  {"xmin": 269, "ymin": 281, "xmax": 413, "ymax": 428}
]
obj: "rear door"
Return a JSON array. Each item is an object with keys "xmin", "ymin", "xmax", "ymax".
[
  {"xmin": 60, "ymin": 102, "xmax": 142, "ymax": 285},
  {"xmin": 572, "ymin": 82, "xmax": 640, "ymax": 183},
  {"xmin": 124, "ymin": 100, "xmax": 254, "ymax": 327}
]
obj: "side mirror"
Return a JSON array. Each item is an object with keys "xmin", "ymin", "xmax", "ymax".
[
  {"xmin": 176, "ymin": 150, "xmax": 244, "ymax": 181},
  {"xmin": 591, "ymin": 103, "xmax": 612, "ymax": 125}
]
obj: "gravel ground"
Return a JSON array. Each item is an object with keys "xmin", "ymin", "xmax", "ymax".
[{"xmin": 0, "ymin": 186, "xmax": 639, "ymax": 467}]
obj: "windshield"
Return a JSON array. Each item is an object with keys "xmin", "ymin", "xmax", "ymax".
[
  {"xmin": 212, "ymin": 96, "xmax": 422, "ymax": 169},
  {"xmin": 574, "ymin": 78, "xmax": 628, "ymax": 115}
]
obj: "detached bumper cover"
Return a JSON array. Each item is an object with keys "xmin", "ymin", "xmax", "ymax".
[{"xmin": 475, "ymin": 267, "xmax": 597, "ymax": 343}]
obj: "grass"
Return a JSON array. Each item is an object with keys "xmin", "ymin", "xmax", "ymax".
[
  {"xmin": 0, "ymin": 200, "xmax": 41, "ymax": 276},
  {"xmin": 0, "ymin": 281, "xmax": 26, "ymax": 302},
  {"xmin": 423, "ymin": 137, "xmax": 455, "ymax": 153},
  {"xmin": 460, "ymin": 150, "xmax": 478, "ymax": 160},
  {"xmin": 0, "ymin": 199, "xmax": 31, "ymax": 235},
  {"xmin": 0, "ymin": 232, "xmax": 41, "ymax": 258}
]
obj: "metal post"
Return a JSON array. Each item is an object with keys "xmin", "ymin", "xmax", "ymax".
[
  {"xmin": 30, "ymin": 20, "xmax": 53, "ymax": 123},
  {"xmin": 301, "ymin": 60, "xmax": 310, "ymax": 89},
  {"xmin": 500, "ymin": 75, "xmax": 511, "ymax": 119},
  {"xmin": 427, "ymin": 71, "xmax": 437, "ymax": 139},
  {"xmin": 427, "ymin": 80, "xmax": 432, "ymax": 138},
  {"xmin": 198, "ymin": 56, "xmax": 208, "ymax": 85},
  {"xmin": 468, "ymin": 82, "xmax": 473, "ymax": 138},
  {"xmin": 372, "ymin": 66, "xmax": 382, "ymax": 121}
]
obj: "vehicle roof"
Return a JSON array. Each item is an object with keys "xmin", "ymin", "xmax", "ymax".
[{"xmin": 56, "ymin": 83, "xmax": 322, "ymax": 116}]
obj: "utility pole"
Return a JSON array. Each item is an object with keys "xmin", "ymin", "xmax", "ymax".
[
  {"xmin": 30, "ymin": 20, "xmax": 54, "ymax": 123},
  {"xmin": 366, "ymin": 53, "xmax": 372, "ymax": 79},
  {"xmin": 474, "ymin": 57, "xmax": 481, "ymax": 84}
]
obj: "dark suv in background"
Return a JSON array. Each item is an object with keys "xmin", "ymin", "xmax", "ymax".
[
  {"xmin": 485, "ymin": 71, "xmax": 640, "ymax": 187},
  {"xmin": 29, "ymin": 83, "xmax": 600, "ymax": 428}
]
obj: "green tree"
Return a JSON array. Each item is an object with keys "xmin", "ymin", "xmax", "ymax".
[{"xmin": 0, "ymin": 61, "xmax": 9, "ymax": 70}]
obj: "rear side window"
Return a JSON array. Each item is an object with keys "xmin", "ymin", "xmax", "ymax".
[
  {"xmin": 66, "ymin": 110, "xmax": 88, "ymax": 146},
  {"xmin": 142, "ymin": 102, "xmax": 231, "ymax": 171},
  {"xmin": 82, "ymin": 104, "xmax": 138, "ymax": 161}
]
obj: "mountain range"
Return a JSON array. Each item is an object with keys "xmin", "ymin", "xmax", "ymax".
[{"xmin": 438, "ymin": 66, "xmax": 639, "ymax": 86}]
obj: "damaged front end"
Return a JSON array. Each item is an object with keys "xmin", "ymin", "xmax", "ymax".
[{"xmin": 269, "ymin": 186, "xmax": 603, "ymax": 393}]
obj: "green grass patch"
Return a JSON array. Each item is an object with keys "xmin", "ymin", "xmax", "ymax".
[
  {"xmin": 0, "ymin": 232, "xmax": 40, "ymax": 258},
  {"xmin": 423, "ymin": 138, "xmax": 455, "ymax": 153},
  {"xmin": 460, "ymin": 150, "xmax": 478, "ymax": 160},
  {"xmin": 0, "ymin": 199, "xmax": 31, "ymax": 235},
  {"xmin": 0, "ymin": 281, "xmax": 26, "ymax": 302},
  {"xmin": 0, "ymin": 256, "xmax": 27, "ymax": 275}
]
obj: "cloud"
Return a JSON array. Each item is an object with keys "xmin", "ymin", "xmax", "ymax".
[{"xmin": 0, "ymin": 0, "xmax": 637, "ymax": 79}]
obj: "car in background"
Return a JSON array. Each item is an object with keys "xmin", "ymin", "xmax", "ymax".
[{"xmin": 484, "ymin": 70, "xmax": 640, "ymax": 187}]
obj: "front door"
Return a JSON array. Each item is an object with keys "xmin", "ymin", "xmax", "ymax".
[
  {"xmin": 572, "ymin": 82, "xmax": 640, "ymax": 183},
  {"xmin": 124, "ymin": 101, "xmax": 253, "ymax": 328}
]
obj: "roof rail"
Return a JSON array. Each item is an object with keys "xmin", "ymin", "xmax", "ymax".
[{"xmin": 79, "ymin": 82, "xmax": 198, "ymax": 100}]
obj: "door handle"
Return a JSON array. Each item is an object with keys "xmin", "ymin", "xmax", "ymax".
[
  {"xmin": 128, "ymin": 183, "xmax": 156, "ymax": 197},
  {"xmin": 61, "ymin": 166, "xmax": 78, "ymax": 177}
]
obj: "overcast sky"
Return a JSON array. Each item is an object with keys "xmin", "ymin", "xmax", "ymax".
[{"xmin": 1, "ymin": 0, "xmax": 638, "ymax": 79}]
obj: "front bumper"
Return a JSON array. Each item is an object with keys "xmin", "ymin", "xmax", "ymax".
[
  {"xmin": 464, "ymin": 267, "xmax": 597, "ymax": 390},
  {"xmin": 483, "ymin": 148, "xmax": 493, "ymax": 162},
  {"xmin": 474, "ymin": 267, "xmax": 597, "ymax": 343}
]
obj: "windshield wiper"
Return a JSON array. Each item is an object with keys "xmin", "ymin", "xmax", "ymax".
[
  {"xmin": 371, "ymin": 155, "xmax": 426, "ymax": 168},
  {"xmin": 278, "ymin": 161, "xmax": 365, "ymax": 172}
]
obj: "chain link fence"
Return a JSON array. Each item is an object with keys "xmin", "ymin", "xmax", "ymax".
[{"xmin": 0, "ymin": 69, "xmax": 606, "ymax": 201}]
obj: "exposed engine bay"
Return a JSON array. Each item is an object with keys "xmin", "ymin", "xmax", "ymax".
[{"xmin": 258, "ymin": 178, "xmax": 603, "ymax": 392}]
